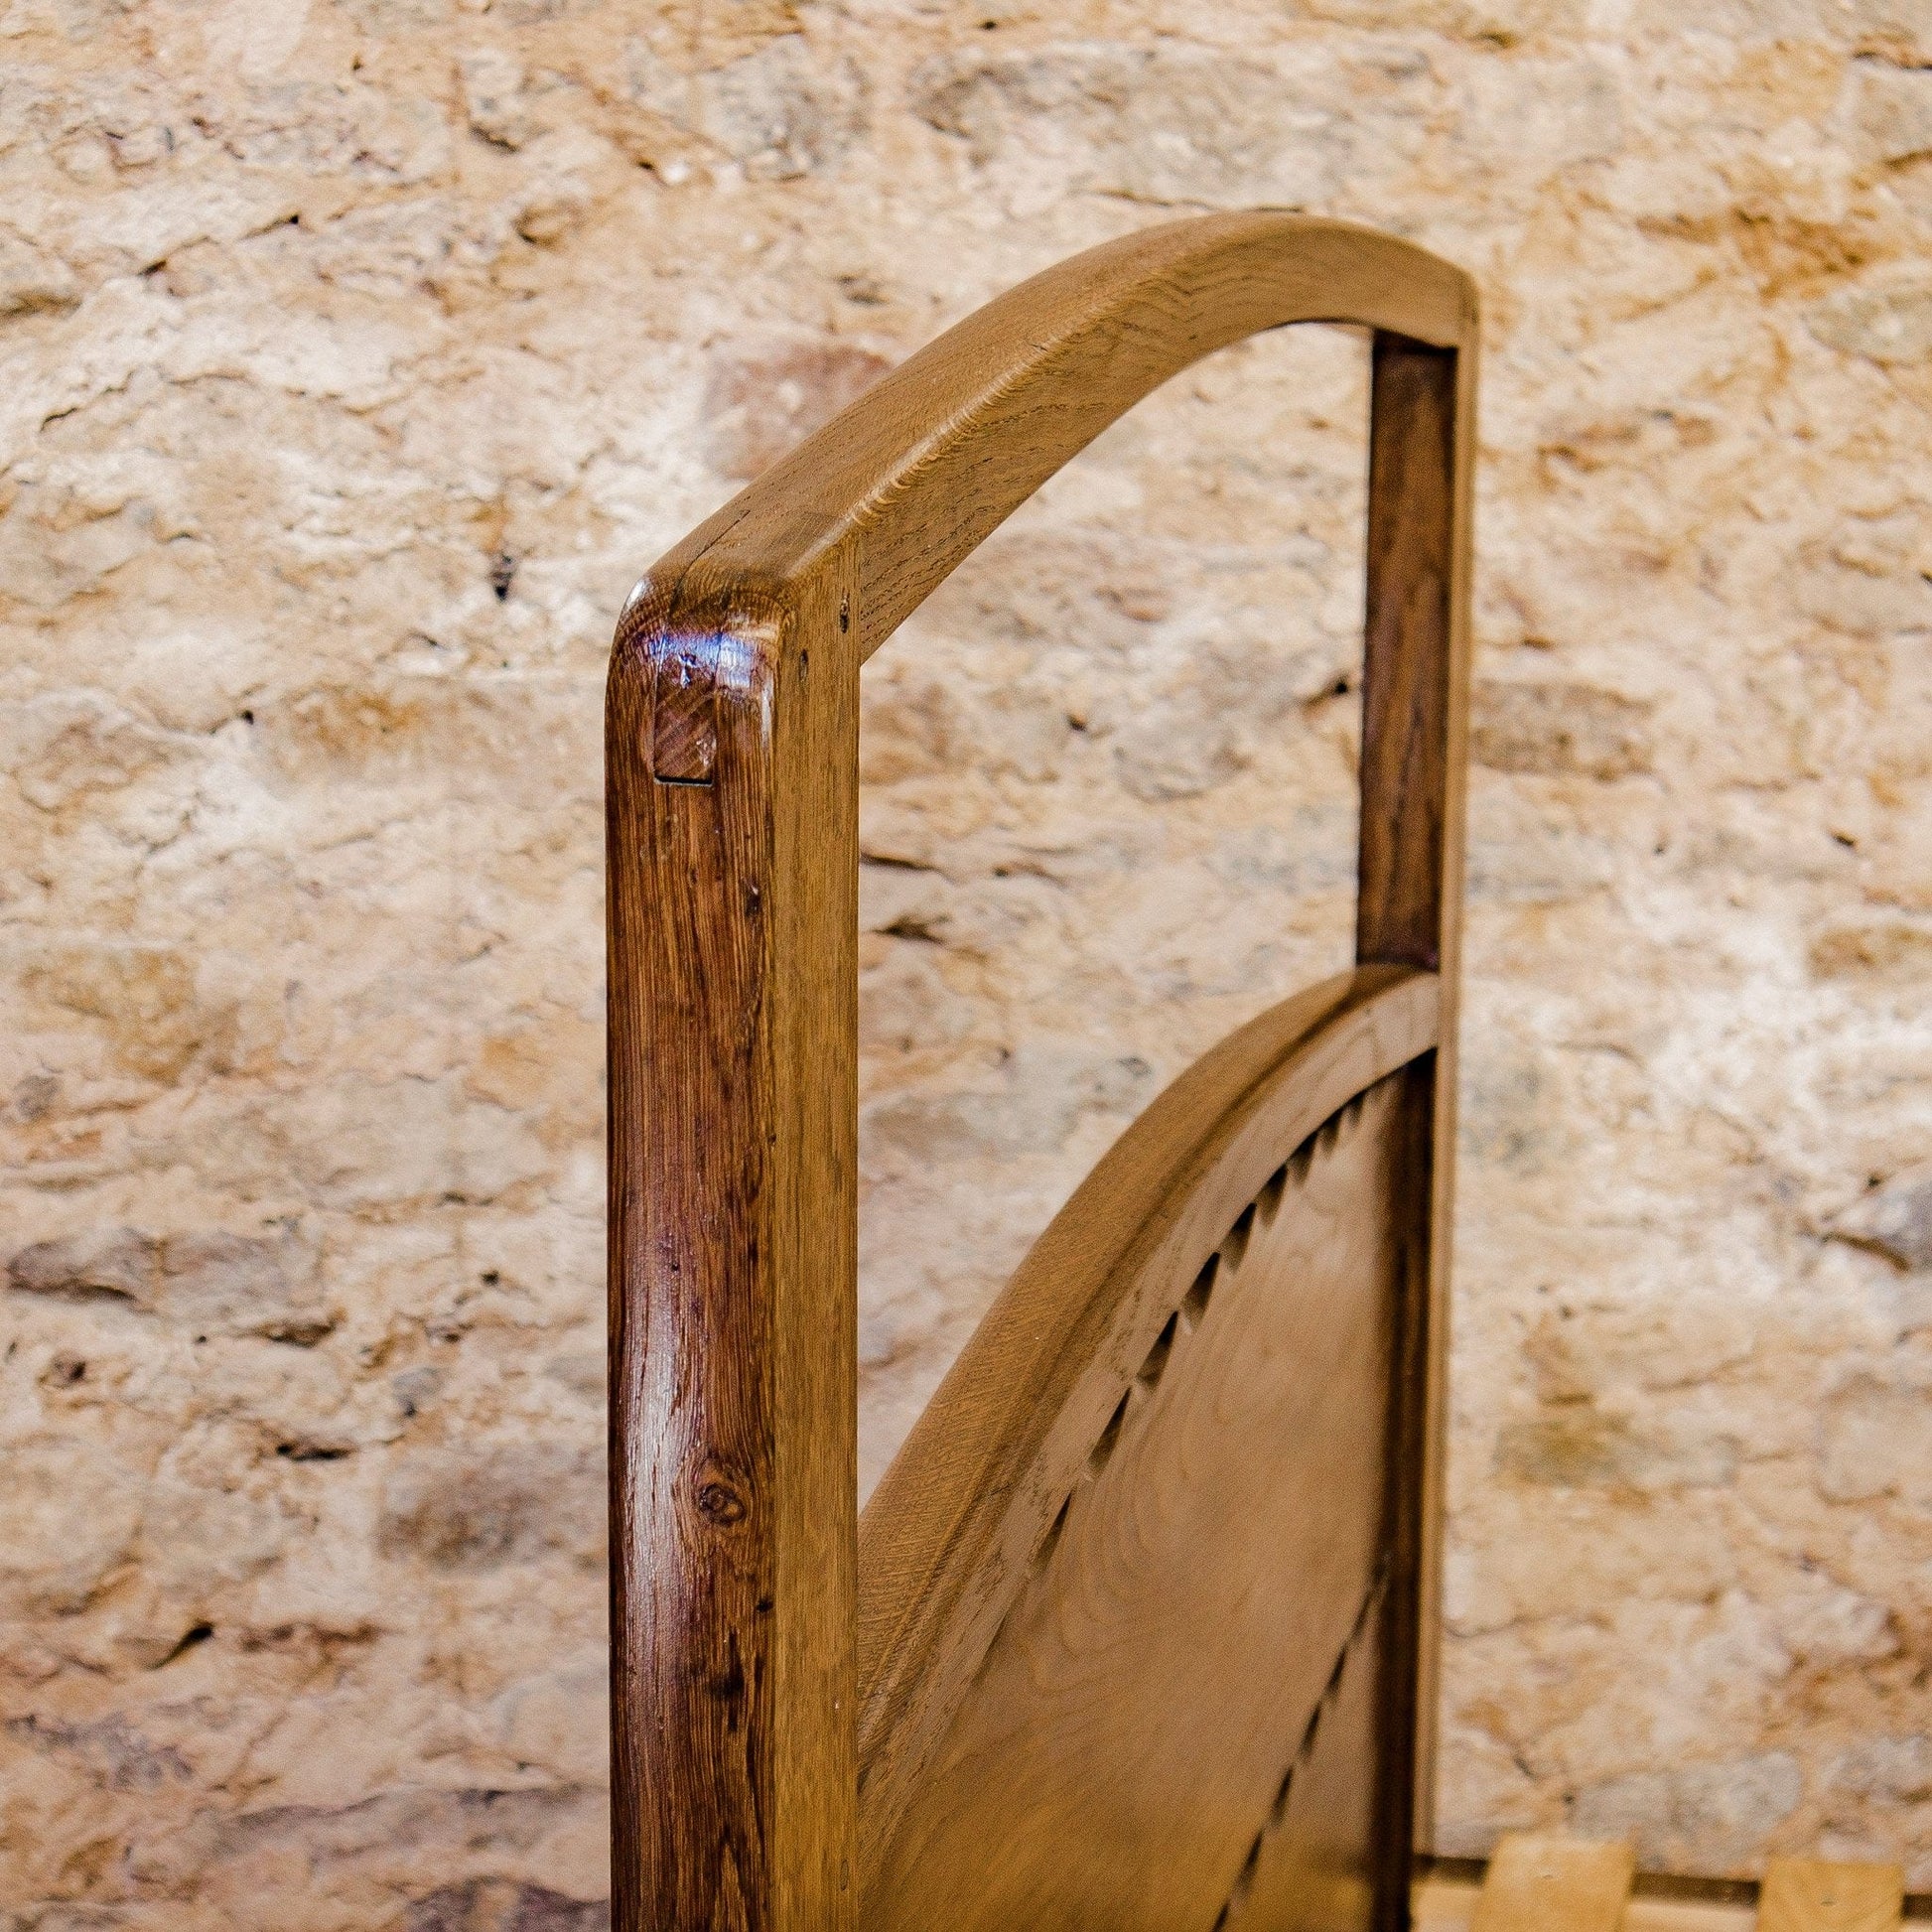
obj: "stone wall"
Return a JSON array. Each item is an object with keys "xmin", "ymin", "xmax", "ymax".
[{"xmin": 2, "ymin": 0, "xmax": 1929, "ymax": 1923}]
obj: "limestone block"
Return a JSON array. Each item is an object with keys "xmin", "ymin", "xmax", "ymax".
[
  {"xmin": 911, "ymin": 40, "xmax": 1343, "ymax": 211},
  {"xmin": 1574, "ymin": 1752, "xmax": 1806, "ymax": 1871},
  {"xmin": 626, "ymin": 33, "xmax": 868, "ymax": 181},
  {"xmin": 9, "ymin": 1224, "xmax": 332, "ymax": 1343},
  {"xmin": 1830, "ymin": 1165, "xmax": 1932, "ymax": 1269},
  {"xmin": 0, "ymin": 1439, "xmax": 144, "ymax": 1616},
  {"xmin": 376, "ymin": 1444, "xmax": 604, "ymax": 1573}
]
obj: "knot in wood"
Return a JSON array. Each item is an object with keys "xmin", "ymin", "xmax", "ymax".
[{"xmin": 695, "ymin": 1474, "xmax": 749, "ymax": 1525}]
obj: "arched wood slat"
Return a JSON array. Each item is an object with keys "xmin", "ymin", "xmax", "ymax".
[{"xmin": 859, "ymin": 973, "xmax": 1439, "ymax": 1928}]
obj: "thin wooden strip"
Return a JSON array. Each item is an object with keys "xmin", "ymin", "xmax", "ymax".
[
  {"xmin": 1758, "ymin": 1860, "xmax": 1904, "ymax": 1932},
  {"xmin": 1626, "ymin": 1895, "xmax": 1764, "ymax": 1932},
  {"xmin": 1358, "ymin": 331, "xmax": 1460, "ymax": 976},
  {"xmin": 1360, "ymin": 312, "xmax": 1476, "ymax": 1854},
  {"xmin": 1471, "ymin": 1834, "xmax": 1636, "ymax": 1932}
]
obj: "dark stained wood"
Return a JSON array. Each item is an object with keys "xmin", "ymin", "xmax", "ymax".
[
  {"xmin": 1357, "ymin": 326, "xmax": 1477, "ymax": 1848},
  {"xmin": 1359, "ymin": 333, "xmax": 1463, "ymax": 976},
  {"xmin": 609, "ymin": 563, "xmax": 860, "ymax": 1930},
  {"xmin": 646, "ymin": 631, "xmax": 727, "ymax": 784},
  {"xmin": 606, "ymin": 211, "xmax": 1478, "ymax": 1929},
  {"xmin": 863, "ymin": 1069, "xmax": 1427, "ymax": 1930},
  {"xmin": 1367, "ymin": 1055, "xmax": 1441, "ymax": 1932}
]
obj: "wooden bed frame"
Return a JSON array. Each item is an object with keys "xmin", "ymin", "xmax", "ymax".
[{"xmin": 606, "ymin": 211, "xmax": 1477, "ymax": 1931}]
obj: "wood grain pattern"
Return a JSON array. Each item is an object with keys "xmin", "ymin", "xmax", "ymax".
[
  {"xmin": 623, "ymin": 212, "xmax": 1476, "ymax": 683},
  {"xmin": 1426, "ymin": 1861, "xmax": 1920, "ymax": 1932},
  {"xmin": 1420, "ymin": 1870, "xmax": 1755, "ymax": 1932},
  {"xmin": 1757, "ymin": 1861, "xmax": 1904, "ymax": 1932},
  {"xmin": 1220, "ymin": 1572, "xmax": 1389, "ymax": 1931},
  {"xmin": 1359, "ymin": 333, "xmax": 1462, "ymax": 977},
  {"xmin": 609, "ymin": 568, "xmax": 860, "ymax": 1930},
  {"xmin": 856, "ymin": 968, "xmax": 1438, "ymax": 1902},
  {"xmin": 1470, "ymin": 1835, "xmax": 1635, "ymax": 1932},
  {"xmin": 606, "ymin": 210, "xmax": 1478, "ymax": 1928},
  {"xmin": 1357, "ymin": 324, "xmax": 1477, "ymax": 1849},
  {"xmin": 864, "ymin": 1069, "xmax": 1428, "ymax": 1930}
]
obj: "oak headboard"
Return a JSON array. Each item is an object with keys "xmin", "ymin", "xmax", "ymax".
[{"xmin": 606, "ymin": 211, "xmax": 1477, "ymax": 1930}]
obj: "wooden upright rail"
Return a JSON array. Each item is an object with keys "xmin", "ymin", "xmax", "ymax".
[{"xmin": 607, "ymin": 212, "xmax": 1477, "ymax": 1930}]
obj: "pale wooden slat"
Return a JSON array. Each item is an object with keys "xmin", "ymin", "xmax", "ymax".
[
  {"xmin": 1626, "ymin": 1894, "xmax": 1761, "ymax": 1932},
  {"xmin": 1471, "ymin": 1834, "xmax": 1636, "ymax": 1932},
  {"xmin": 1418, "ymin": 1871, "xmax": 1751, "ymax": 1932},
  {"xmin": 1757, "ymin": 1860, "xmax": 1903, "ymax": 1932}
]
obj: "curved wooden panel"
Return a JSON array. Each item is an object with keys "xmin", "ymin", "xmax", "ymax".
[
  {"xmin": 856, "ymin": 966, "xmax": 1438, "ymax": 1918},
  {"xmin": 862, "ymin": 1057, "xmax": 1436, "ymax": 1930}
]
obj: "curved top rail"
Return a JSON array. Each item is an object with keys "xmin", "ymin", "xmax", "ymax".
[{"xmin": 618, "ymin": 211, "xmax": 1475, "ymax": 671}]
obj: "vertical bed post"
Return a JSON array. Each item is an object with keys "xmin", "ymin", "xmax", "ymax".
[
  {"xmin": 1358, "ymin": 328, "xmax": 1477, "ymax": 1916},
  {"xmin": 607, "ymin": 553, "xmax": 861, "ymax": 1930}
]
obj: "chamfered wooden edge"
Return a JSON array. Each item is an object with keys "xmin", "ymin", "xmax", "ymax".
[
  {"xmin": 853, "ymin": 963, "xmax": 1441, "ymax": 1889},
  {"xmin": 1356, "ymin": 317, "xmax": 1477, "ymax": 1867},
  {"xmin": 607, "ymin": 573, "xmax": 863, "ymax": 1928},
  {"xmin": 1401, "ymin": 301, "xmax": 1478, "ymax": 1863},
  {"xmin": 612, "ymin": 210, "xmax": 1478, "ymax": 700}
]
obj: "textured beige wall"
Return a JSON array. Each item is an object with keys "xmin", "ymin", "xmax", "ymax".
[{"xmin": 3, "ymin": 0, "xmax": 1930, "ymax": 1923}]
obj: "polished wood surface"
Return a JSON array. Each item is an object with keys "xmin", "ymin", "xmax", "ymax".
[
  {"xmin": 1218, "ymin": 1540, "xmax": 1389, "ymax": 1930},
  {"xmin": 1758, "ymin": 1861, "xmax": 1904, "ymax": 1932},
  {"xmin": 620, "ymin": 212, "xmax": 1475, "ymax": 678},
  {"xmin": 1471, "ymin": 1835, "xmax": 1637, "ymax": 1932},
  {"xmin": 1359, "ymin": 333, "xmax": 1465, "ymax": 978},
  {"xmin": 608, "ymin": 564, "xmax": 860, "ymax": 1930},
  {"xmin": 865, "ymin": 1068, "xmax": 1428, "ymax": 1930},
  {"xmin": 607, "ymin": 210, "xmax": 1477, "ymax": 1927}
]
